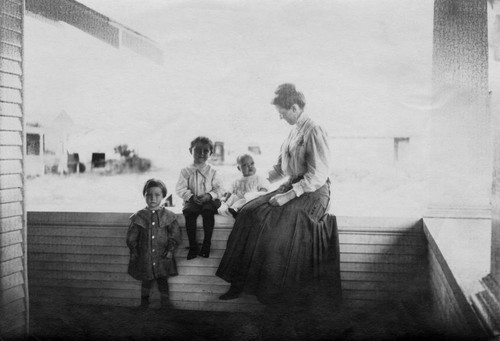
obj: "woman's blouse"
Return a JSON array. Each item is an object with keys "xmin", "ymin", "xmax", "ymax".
[
  {"xmin": 231, "ymin": 174, "xmax": 269, "ymax": 198},
  {"xmin": 268, "ymin": 113, "xmax": 331, "ymax": 197},
  {"xmin": 176, "ymin": 163, "xmax": 225, "ymax": 202}
]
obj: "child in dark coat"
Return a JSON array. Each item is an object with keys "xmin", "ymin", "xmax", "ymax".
[{"xmin": 126, "ymin": 178, "xmax": 181, "ymax": 309}]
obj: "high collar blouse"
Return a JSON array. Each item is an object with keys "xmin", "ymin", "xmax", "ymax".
[{"xmin": 268, "ymin": 113, "xmax": 331, "ymax": 197}]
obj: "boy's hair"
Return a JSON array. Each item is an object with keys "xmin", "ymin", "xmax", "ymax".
[
  {"xmin": 143, "ymin": 178, "xmax": 167, "ymax": 198},
  {"xmin": 189, "ymin": 136, "xmax": 214, "ymax": 153},
  {"xmin": 236, "ymin": 154, "xmax": 253, "ymax": 166},
  {"xmin": 271, "ymin": 83, "xmax": 306, "ymax": 110}
]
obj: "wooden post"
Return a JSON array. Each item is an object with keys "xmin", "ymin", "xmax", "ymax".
[
  {"xmin": 427, "ymin": 0, "xmax": 491, "ymax": 216},
  {"xmin": 469, "ymin": 1, "xmax": 500, "ymax": 337}
]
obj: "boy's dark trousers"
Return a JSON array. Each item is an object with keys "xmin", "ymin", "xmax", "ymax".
[
  {"xmin": 141, "ymin": 277, "xmax": 170, "ymax": 308},
  {"xmin": 182, "ymin": 200, "xmax": 219, "ymax": 258}
]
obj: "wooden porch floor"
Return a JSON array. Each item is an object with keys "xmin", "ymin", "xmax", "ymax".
[
  {"xmin": 26, "ymin": 212, "xmax": 479, "ymax": 340},
  {"xmin": 28, "ymin": 300, "xmax": 443, "ymax": 341}
]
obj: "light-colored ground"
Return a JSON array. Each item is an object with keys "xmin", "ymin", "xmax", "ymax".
[{"xmin": 26, "ymin": 165, "xmax": 426, "ymax": 217}]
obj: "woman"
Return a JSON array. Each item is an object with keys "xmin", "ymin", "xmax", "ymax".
[{"xmin": 216, "ymin": 83, "xmax": 342, "ymax": 310}]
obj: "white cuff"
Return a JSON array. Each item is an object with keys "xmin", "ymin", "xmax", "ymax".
[{"xmin": 292, "ymin": 183, "xmax": 304, "ymax": 197}]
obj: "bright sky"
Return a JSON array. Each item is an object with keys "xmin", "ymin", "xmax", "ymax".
[{"xmin": 23, "ymin": 0, "xmax": 434, "ymax": 167}]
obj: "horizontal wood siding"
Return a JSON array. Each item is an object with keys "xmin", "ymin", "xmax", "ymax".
[
  {"xmin": 338, "ymin": 216, "xmax": 428, "ymax": 310},
  {"xmin": 27, "ymin": 212, "xmax": 428, "ymax": 313},
  {"xmin": 0, "ymin": 0, "xmax": 26, "ymax": 338}
]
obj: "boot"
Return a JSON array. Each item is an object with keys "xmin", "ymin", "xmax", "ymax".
[
  {"xmin": 185, "ymin": 219, "xmax": 199, "ymax": 260},
  {"xmin": 187, "ymin": 245, "xmax": 199, "ymax": 260},
  {"xmin": 158, "ymin": 279, "xmax": 173, "ymax": 311},
  {"xmin": 135, "ymin": 295, "xmax": 149, "ymax": 310},
  {"xmin": 228, "ymin": 208, "xmax": 238, "ymax": 219},
  {"xmin": 199, "ymin": 242, "xmax": 211, "ymax": 258},
  {"xmin": 160, "ymin": 294, "xmax": 173, "ymax": 311},
  {"xmin": 200, "ymin": 212, "xmax": 214, "ymax": 258}
]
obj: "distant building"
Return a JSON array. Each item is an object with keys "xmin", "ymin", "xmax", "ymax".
[{"xmin": 25, "ymin": 123, "xmax": 45, "ymax": 177}]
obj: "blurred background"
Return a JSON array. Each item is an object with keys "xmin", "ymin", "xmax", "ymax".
[{"xmin": 24, "ymin": 0, "xmax": 434, "ymax": 215}]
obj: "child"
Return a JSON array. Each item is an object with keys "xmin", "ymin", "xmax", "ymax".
[
  {"xmin": 126, "ymin": 178, "xmax": 181, "ymax": 310},
  {"xmin": 218, "ymin": 153, "xmax": 269, "ymax": 218},
  {"xmin": 176, "ymin": 136, "xmax": 225, "ymax": 260}
]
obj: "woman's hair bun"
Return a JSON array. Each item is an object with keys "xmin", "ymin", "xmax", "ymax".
[{"xmin": 272, "ymin": 83, "xmax": 305, "ymax": 110}]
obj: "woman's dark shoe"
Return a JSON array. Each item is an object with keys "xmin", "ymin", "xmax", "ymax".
[
  {"xmin": 219, "ymin": 285, "xmax": 242, "ymax": 300},
  {"xmin": 199, "ymin": 244, "xmax": 211, "ymax": 258},
  {"xmin": 187, "ymin": 246, "xmax": 199, "ymax": 260}
]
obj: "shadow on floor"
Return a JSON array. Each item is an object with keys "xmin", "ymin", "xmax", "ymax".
[{"xmin": 27, "ymin": 301, "xmax": 480, "ymax": 341}]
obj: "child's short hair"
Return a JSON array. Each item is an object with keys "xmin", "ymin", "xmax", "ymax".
[
  {"xmin": 189, "ymin": 136, "xmax": 214, "ymax": 153},
  {"xmin": 143, "ymin": 178, "xmax": 167, "ymax": 198},
  {"xmin": 236, "ymin": 154, "xmax": 253, "ymax": 165}
]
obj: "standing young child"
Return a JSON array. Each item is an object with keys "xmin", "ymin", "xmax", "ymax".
[
  {"xmin": 176, "ymin": 136, "xmax": 225, "ymax": 260},
  {"xmin": 218, "ymin": 153, "xmax": 269, "ymax": 218},
  {"xmin": 126, "ymin": 178, "xmax": 181, "ymax": 310}
]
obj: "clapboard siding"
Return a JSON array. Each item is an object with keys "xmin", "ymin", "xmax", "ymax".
[
  {"xmin": 339, "ymin": 216, "xmax": 428, "ymax": 309},
  {"xmin": 0, "ymin": 57, "xmax": 21, "ymax": 74},
  {"xmin": 27, "ymin": 212, "xmax": 429, "ymax": 313},
  {"xmin": 0, "ymin": 130, "xmax": 22, "ymax": 145},
  {"xmin": 0, "ymin": 101, "xmax": 21, "ymax": 117},
  {"xmin": 1, "ymin": 0, "xmax": 23, "ymax": 19},
  {"xmin": 0, "ymin": 160, "xmax": 22, "ymax": 174},
  {"xmin": 0, "ymin": 115, "xmax": 22, "ymax": 130},
  {"xmin": 0, "ymin": 0, "xmax": 26, "ymax": 339}
]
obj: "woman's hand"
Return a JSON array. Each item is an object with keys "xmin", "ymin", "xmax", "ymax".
[{"xmin": 269, "ymin": 190, "xmax": 297, "ymax": 206}]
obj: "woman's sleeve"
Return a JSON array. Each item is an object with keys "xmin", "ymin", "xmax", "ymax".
[
  {"xmin": 126, "ymin": 222, "xmax": 139, "ymax": 255},
  {"xmin": 175, "ymin": 169, "xmax": 193, "ymax": 202},
  {"xmin": 292, "ymin": 125, "xmax": 331, "ymax": 196},
  {"xmin": 268, "ymin": 152, "xmax": 285, "ymax": 183},
  {"xmin": 257, "ymin": 175, "xmax": 270, "ymax": 191}
]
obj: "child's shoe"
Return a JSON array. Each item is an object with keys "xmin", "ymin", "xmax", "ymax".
[
  {"xmin": 217, "ymin": 202, "xmax": 231, "ymax": 217},
  {"xmin": 199, "ymin": 243, "xmax": 211, "ymax": 258},
  {"xmin": 135, "ymin": 296, "xmax": 149, "ymax": 310},
  {"xmin": 160, "ymin": 294, "xmax": 174, "ymax": 311},
  {"xmin": 187, "ymin": 246, "xmax": 199, "ymax": 260},
  {"xmin": 228, "ymin": 208, "xmax": 238, "ymax": 219}
]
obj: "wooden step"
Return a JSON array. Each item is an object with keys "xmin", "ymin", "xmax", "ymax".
[{"xmin": 27, "ymin": 212, "xmax": 428, "ymax": 313}]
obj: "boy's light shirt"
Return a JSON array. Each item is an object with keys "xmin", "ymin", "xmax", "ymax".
[{"xmin": 175, "ymin": 162, "xmax": 225, "ymax": 202}]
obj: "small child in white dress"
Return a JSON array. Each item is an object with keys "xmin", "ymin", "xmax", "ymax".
[{"xmin": 218, "ymin": 154, "xmax": 269, "ymax": 218}]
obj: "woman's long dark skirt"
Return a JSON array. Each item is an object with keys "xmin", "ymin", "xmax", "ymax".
[{"xmin": 216, "ymin": 182, "xmax": 342, "ymax": 308}]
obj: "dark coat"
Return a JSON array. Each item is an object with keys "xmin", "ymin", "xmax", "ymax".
[{"xmin": 126, "ymin": 207, "xmax": 181, "ymax": 280}]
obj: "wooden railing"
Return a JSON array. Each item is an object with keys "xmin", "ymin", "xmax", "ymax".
[{"xmin": 27, "ymin": 212, "xmax": 428, "ymax": 312}]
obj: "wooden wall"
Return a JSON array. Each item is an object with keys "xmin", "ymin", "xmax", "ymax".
[
  {"xmin": 27, "ymin": 212, "xmax": 428, "ymax": 313},
  {"xmin": 0, "ymin": 0, "xmax": 27, "ymax": 339},
  {"xmin": 424, "ymin": 221, "xmax": 486, "ymax": 338},
  {"xmin": 339, "ymin": 216, "xmax": 428, "ymax": 310}
]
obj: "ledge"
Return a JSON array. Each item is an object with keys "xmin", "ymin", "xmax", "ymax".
[
  {"xmin": 423, "ymin": 215, "xmax": 490, "ymax": 335},
  {"xmin": 423, "ymin": 215, "xmax": 491, "ymax": 301}
]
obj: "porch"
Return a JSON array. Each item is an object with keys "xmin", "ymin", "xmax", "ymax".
[{"xmin": 25, "ymin": 211, "xmax": 489, "ymax": 339}]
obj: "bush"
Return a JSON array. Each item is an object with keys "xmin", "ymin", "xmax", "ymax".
[{"xmin": 112, "ymin": 144, "xmax": 152, "ymax": 173}]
